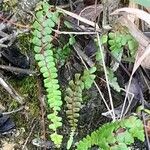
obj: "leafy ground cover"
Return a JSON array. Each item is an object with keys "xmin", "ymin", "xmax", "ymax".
[{"xmin": 0, "ymin": 0, "xmax": 150, "ymax": 149}]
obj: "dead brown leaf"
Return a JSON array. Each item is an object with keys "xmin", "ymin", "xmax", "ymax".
[
  {"xmin": 111, "ymin": 7, "xmax": 150, "ymax": 25},
  {"xmin": 79, "ymin": 4, "xmax": 103, "ymax": 22}
]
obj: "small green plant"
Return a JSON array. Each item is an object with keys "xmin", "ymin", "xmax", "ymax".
[
  {"xmin": 108, "ymin": 30, "xmax": 138, "ymax": 71},
  {"xmin": 109, "ymin": 31, "xmax": 137, "ymax": 54},
  {"xmin": 96, "ymin": 30, "xmax": 138, "ymax": 71},
  {"xmin": 65, "ymin": 67, "xmax": 96, "ymax": 149},
  {"xmin": 95, "ymin": 29, "xmax": 138, "ymax": 92},
  {"xmin": 76, "ymin": 116, "xmax": 144, "ymax": 150},
  {"xmin": 54, "ymin": 35, "xmax": 76, "ymax": 67},
  {"xmin": 31, "ymin": 2, "xmax": 145, "ymax": 149},
  {"xmin": 107, "ymin": 68, "xmax": 121, "ymax": 92},
  {"xmin": 32, "ymin": 2, "xmax": 63, "ymax": 148}
]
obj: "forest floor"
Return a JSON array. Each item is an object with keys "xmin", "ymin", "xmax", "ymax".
[{"xmin": 0, "ymin": 0, "xmax": 150, "ymax": 150}]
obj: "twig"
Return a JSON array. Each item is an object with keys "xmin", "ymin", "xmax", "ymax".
[
  {"xmin": 0, "ymin": 29, "xmax": 29, "ymax": 48},
  {"xmin": 0, "ymin": 32, "xmax": 17, "ymax": 44},
  {"xmin": 53, "ymin": 30, "xmax": 97, "ymax": 35},
  {"xmin": 141, "ymin": 69, "xmax": 150, "ymax": 92},
  {"xmin": 0, "ymin": 15, "xmax": 31, "ymax": 29},
  {"xmin": 2, "ymin": 106, "xmax": 24, "ymax": 115},
  {"xmin": 122, "ymin": 87, "xmax": 134, "ymax": 117},
  {"xmin": 142, "ymin": 112, "xmax": 150, "ymax": 149},
  {"xmin": 0, "ymin": 43, "xmax": 7, "ymax": 48},
  {"xmin": 0, "ymin": 74, "xmax": 24, "ymax": 104},
  {"xmin": 22, "ymin": 119, "xmax": 37, "ymax": 150},
  {"xmin": 97, "ymin": 32, "xmax": 116, "ymax": 121},
  {"xmin": 139, "ymin": 71, "xmax": 150, "ymax": 149},
  {"xmin": 94, "ymin": 0, "xmax": 98, "ymax": 30},
  {"xmin": 37, "ymin": 77, "xmax": 46, "ymax": 142},
  {"xmin": 73, "ymin": 43, "xmax": 95, "ymax": 67},
  {"xmin": 120, "ymin": 75, "xmax": 133, "ymax": 119},
  {"xmin": 0, "ymin": 65, "xmax": 37, "ymax": 75},
  {"xmin": 69, "ymin": 0, "xmax": 73, "ymax": 11},
  {"xmin": 77, "ymin": 4, "xmax": 103, "ymax": 25},
  {"xmin": 0, "ymin": 31, "xmax": 8, "ymax": 37},
  {"xmin": 106, "ymin": 48, "xmax": 131, "ymax": 77}
]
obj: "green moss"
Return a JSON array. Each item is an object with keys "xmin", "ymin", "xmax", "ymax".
[
  {"xmin": 2, "ymin": 76, "xmax": 39, "ymax": 128},
  {"xmin": 17, "ymin": 34, "xmax": 32, "ymax": 54}
]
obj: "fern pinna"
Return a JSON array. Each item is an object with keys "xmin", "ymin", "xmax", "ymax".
[
  {"xmin": 32, "ymin": 2, "xmax": 62, "ymax": 148},
  {"xmin": 65, "ymin": 67, "xmax": 96, "ymax": 149},
  {"xmin": 76, "ymin": 116, "xmax": 144, "ymax": 150}
]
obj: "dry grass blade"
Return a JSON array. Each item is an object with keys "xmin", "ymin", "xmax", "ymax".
[
  {"xmin": 56, "ymin": 7, "xmax": 100, "ymax": 31},
  {"xmin": 113, "ymin": 11, "xmax": 150, "ymax": 118},
  {"xmin": 111, "ymin": 7, "xmax": 150, "ymax": 25},
  {"xmin": 53, "ymin": 30, "xmax": 97, "ymax": 35},
  {"xmin": 78, "ymin": 4, "xmax": 103, "ymax": 22},
  {"xmin": 97, "ymin": 33, "xmax": 116, "ymax": 121},
  {"xmin": 128, "ymin": 1, "xmax": 139, "ymax": 25},
  {"xmin": 118, "ymin": 17, "xmax": 150, "ymax": 72},
  {"xmin": 133, "ymin": 44, "xmax": 150, "ymax": 73},
  {"xmin": 118, "ymin": 16, "xmax": 149, "ymax": 47},
  {"xmin": 118, "ymin": 16, "xmax": 150, "ymax": 70}
]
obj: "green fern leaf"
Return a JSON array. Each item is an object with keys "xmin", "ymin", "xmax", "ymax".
[
  {"xmin": 32, "ymin": 2, "xmax": 63, "ymax": 148},
  {"xmin": 116, "ymin": 131, "xmax": 134, "ymax": 145},
  {"xmin": 76, "ymin": 116, "xmax": 144, "ymax": 150},
  {"xmin": 111, "ymin": 143, "xmax": 129, "ymax": 150},
  {"xmin": 32, "ymin": 21, "xmax": 42, "ymax": 30},
  {"xmin": 107, "ymin": 68, "xmax": 121, "ymax": 92}
]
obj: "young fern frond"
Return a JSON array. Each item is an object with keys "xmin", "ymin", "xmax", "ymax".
[
  {"xmin": 76, "ymin": 116, "xmax": 144, "ymax": 150},
  {"xmin": 65, "ymin": 74, "xmax": 84, "ymax": 149},
  {"xmin": 65, "ymin": 67, "xmax": 96, "ymax": 149},
  {"xmin": 65, "ymin": 74, "xmax": 84, "ymax": 130},
  {"xmin": 32, "ymin": 2, "xmax": 62, "ymax": 148}
]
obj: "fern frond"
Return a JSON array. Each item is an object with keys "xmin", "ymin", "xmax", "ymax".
[
  {"xmin": 81, "ymin": 67, "xmax": 96, "ymax": 89},
  {"xmin": 65, "ymin": 68, "xmax": 96, "ymax": 149},
  {"xmin": 32, "ymin": 2, "xmax": 63, "ymax": 148},
  {"xmin": 65, "ymin": 74, "xmax": 84, "ymax": 131},
  {"xmin": 65, "ymin": 74, "xmax": 84, "ymax": 149},
  {"xmin": 76, "ymin": 116, "xmax": 144, "ymax": 150}
]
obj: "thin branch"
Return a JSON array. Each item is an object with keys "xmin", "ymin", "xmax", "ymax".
[
  {"xmin": 0, "ymin": 15, "xmax": 31, "ymax": 29},
  {"xmin": 0, "ymin": 43, "xmax": 7, "ymax": 48},
  {"xmin": 73, "ymin": 43, "xmax": 95, "ymax": 67},
  {"xmin": 22, "ymin": 119, "xmax": 37, "ymax": 149},
  {"xmin": 53, "ymin": 29, "xmax": 97, "ymax": 35},
  {"xmin": 0, "ymin": 74, "xmax": 24, "ymax": 104},
  {"xmin": 37, "ymin": 77, "xmax": 46, "ymax": 142},
  {"xmin": 120, "ymin": 75, "xmax": 133, "ymax": 119},
  {"xmin": 2, "ymin": 106, "xmax": 24, "ymax": 115},
  {"xmin": 106, "ymin": 48, "xmax": 131, "ymax": 77},
  {"xmin": 0, "ymin": 65, "xmax": 37, "ymax": 75}
]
